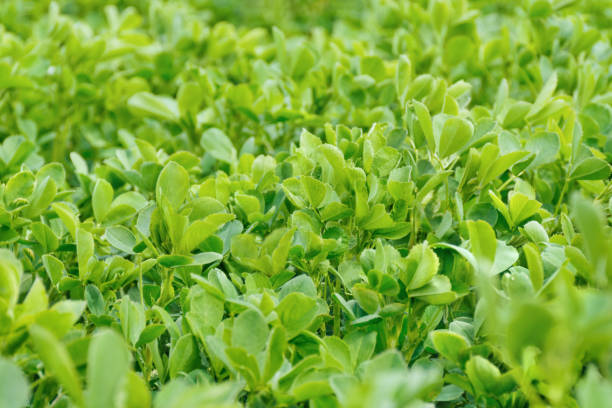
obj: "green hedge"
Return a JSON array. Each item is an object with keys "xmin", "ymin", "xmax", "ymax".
[{"xmin": 0, "ymin": 1, "xmax": 611, "ymax": 407}]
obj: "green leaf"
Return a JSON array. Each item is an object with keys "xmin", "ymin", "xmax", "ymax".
[
  {"xmin": 336, "ymin": 260, "xmax": 364, "ymax": 289},
  {"xmin": 527, "ymin": 72, "xmax": 557, "ymax": 119},
  {"xmin": 0, "ymin": 357, "xmax": 29, "ymax": 408},
  {"xmin": 86, "ymin": 329, "xmax": 131, "ymax": 408},
  {"xmin": 136, "ymin": 325, "xmax": 167, "ymax": 347},
  {"xmin": 524, "ymin": 132, "xmax": 560, "ymax": 170},
  {"xmin": 431, "ymin": 330, "xmax": 469, "ymax": 365},
  {"xmin": 127, "ymin": 92, "xmax": 179, "ymax": 122},
  {"xmin": 465, "ymin": 355, "xmax": 501, "ymax": 395},
  {"xmin": 523, "ymin": 243, "xmax": 543, "ymax": 291},
  {"xmin": 506, "ymin": 303, "xmax": 554, "ymax": 362},
  {"xmin": 119, "ymin": 297, "xmax": 146, "ymax": 346},
  {"xmin": 92, "ymin": 179, "xmax": 113, "ymax": 224},
  {"xmin": 263, "ymin": 326, "xmax": 286, "ymax": 382},
  {"xmin": 508, "ymin": 192, "xmax": 541, "ymax": 226},
  {"xmin": 232, "ymin": 309, "xmax": 269, "ymax": 355},
  {"xmin": 276, "ymin": 293, "xmax": 317, "ymax": 338},
  {"xmin": 168, "ymin": 334, "xmax": 200, "ymax": 379},
  {"xmin": 570, "ymin": 157, "xmax": 611, "ymax": 180},
  {"xmin": 76, "ymin": 228, "xmax": 94, "ymax": 280},
  {"xmin": 105, "ymin": 226, "xmax": 136, "ymax": 254},
  {"xmin": 413, "ymin": 101, "xmax": 435, "ymax": 151},
  {"xmin": 272, "ymin": 228, "xmax": 295, "ymax": 275},
  {"xmin": 177, "ymin": 81, "xmax": 203, "ymax": 118},
  {"xmin": 42, "ymin": 254, "xmax": 64, "ymax": 287},
  {"xmin": 467, "ymin": 220, "xmax": 497, "ymax": 274},
  {"xmin": 85, "ymin": 284, "xmax": 105, "ymax": 315},
  {"xmin": 5, "ymin": 171, "xmax": 34, "ymax": 203},
  {"xmin": 400, "ymin": 242, "xmax": 439, "ymax": 290},
  {"xmin": 29, "ymin": 325, "xmax": 84, "ymax": 407},
  {"xmin": 179, "ymin": 213, "xmax": 234, "ymax": 254},
  {"xmin": 577, "ymin": 366, "xmax": 612, "ymax": 408},
  {"xmin": 396, "ymin": 55, "xmax": 412, "ymax": 106},
  {"xmin": 200, "ymin": 128, "xmax": 237, "ymax": 164},
  {"xmin": 52, "ymin": 202, "xmax": 79, "ymax": 239},
  {"xmin": 408, "ymin": 275, "xmax": 457, "ymax": 304},
  {"xmin": 352, "ymin": 284, "xmax": 379, "ymax": 314},
  {"xmin": 156, "ymin": 161, "xmax": 190, "ymax": 210},
  {"xmin": 387, "ymin": 166, "xmax": 415, "ymax": 202},
  {"xmin": 301, "ymin": 176, "xmax": 327, "ymax": 208},
  {"xmin": 438, "ymin": 117, "xmax": 473, "ymax": 158},
  {"xmin": 123, "ymin": 371, "xmax": 152, "ymax": 408}
]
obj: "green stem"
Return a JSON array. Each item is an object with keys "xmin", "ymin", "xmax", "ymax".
[
  {"xmin": 555, "ymin": 178, "xmax": 569, "ymax": 216},
  {"xmin": 333, "ymin": 276, "xmax": 341, "ymax": 336}
]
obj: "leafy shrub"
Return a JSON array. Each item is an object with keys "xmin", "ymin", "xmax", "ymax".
[{"xmin": 0, "ymin": 0, "xmax": 612, "ymax": 407}]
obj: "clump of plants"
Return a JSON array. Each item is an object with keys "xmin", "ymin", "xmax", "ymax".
[{"xmin": 0, "ymin": 0, "xmax": 611, "ymax": 407}]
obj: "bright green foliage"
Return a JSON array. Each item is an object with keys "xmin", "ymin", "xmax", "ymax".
[{"xmin": 1, "ymin": 1, "xmax": 612, "ymax": 407}]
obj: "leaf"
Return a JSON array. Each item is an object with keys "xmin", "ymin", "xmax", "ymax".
[
  {"xmin": 301, "ymin": 176, "xmax": 327, "ymax": 208},
  {"xmin": 431, "ymin": 330, "xmax": 469, "ymax": 365},
  {"xmin": 491, "ymin": 240, "xmax": 519, "ymax": 275},
  {"xmin": 467, "ymin": 220, "xmax": 497, "ymax": 274},
  {"xmin": 396, "ymin": 55, "xmax": 412, "ymax": 105},
  {"xmin": 352, "ymin": 284, "xmax": 379, "ymax": 314},
  {"xmin": 123, "ymin": 371, "xmax": 152, "ymax": 408},
  {"xmin": 400, "ymin": 242, "xmax": 439, "ymax": 290},
  {"xmin": 502, "ymin": 101, "xmax": 531, "ymax": 128},
  {"xmin": 523, "ymin": 243, "xmax": 543, "ymax": 291},
  {"xmin": 358, "ymin": 204, "xmax": 394, "ymax": 230},
  {"xmin": 29, "ymin": 325, "xmax": 84, "ymax": 407},
  {"xmin": 85, "ymin": 284, "xmax": 105, "ymax": 315},
  {"xmin": 577, "ymin": 366, "xmax": 612, "ymax": 408},
  {"xmin": 105, "ymin": 226, "xmax": 136, "ymax": 254},
  {"xmin": 0, "ymin": 357, "xmax": 29, "ymax": 408},
  {"xmin": 263, "ymin": 328, "xmax": 288, "ymax": 384},
  {"xmin": 272, "ymin": 228, "xmax": 295, "ymax": 275},
  {"xmin": 86, "ymin": 329, "xmax": 131, "ymax": 408},
  {"xmin": 76, "ymin": 228, "xmax": 94, "ymax": 280},
  {"xmin": 92, "ymin": 179, "xmax": 113, "ymax": 223},
  {"xmin": 408, "ymin": 275, "xmax": 457, "ymax": 304},
  {"xmin": 156, "ymin": 161, "xmax": 190, "ymax": 210},
  {"xmin": 179, "ymin": 213, "xmax": 234, "ymax": 254},
  {"xmin": 479, "ymin": 151, "xmax": 529, "ymax": 187},
  {"xmin": 524, "ymin": 132, "xmax": 560, "ymax": 170},
  {"xmin": 226, "ymin": 347, "xmax": 260, "ymax": 389},
  {"xmin": 232, "ymin": 309, "xmax": 269, "ymax": 355},
  {"xmin": 276, "ymin": 293, "xmax": 317, "ymax": 338},
  {"xmin": 136, "ymin": 325, "xmax": 167, "ymax": 347},
  {"xmin": 127, "ymin": 92, "xmax": 179, "ymax": 122},
  {"xmin": 5, "ymin": 171, "xmax": 34, "ymax": 203},
  {"xmin": 42, "ymin": 254, "xmax": 64, "ymax": 286},
  {"xmin": 438, "ymin": 117, "xmax": 473, "ymax": 158},
  {"xmin": 527, "ymin": 72, "xmax": 557, "ymax": 119},
  {"xmin": 168, "ymin": 334, "xmax": 200, "ymax": 379},
  {"xmin": 177, "ymin": 81, "xmax": 203, "ymax": 117},
  {"xmin": 570, "ymin": 157, "xmax": 611, "ymax": 180},
  {"xmin": 200, "ymin": 128, "xmax": 236, "ymax": 164},
  {"xmin": 413, "ymin": 101, "xmax": 435, "ymax": 151},
  {"xmin": 465, "ymin": 355, "xmax": 501, "ymax": 395},
  {"xmin": 336, "ymin": 260, "xmax": 364, "ymax": 289},
  {"xmin": 506, "ymin": 303, "xmax": 554, "ymax": 362},
  {"xmin": 52, "ymin": 202, "xmax": 79, "ymax": 239},
  {"xmin": 120, "ymin": 297, "xmax": 146, "ymax": 346},
  {"xmin": 508, "ymin": 192, "xmax": 541, "ymax": 226},
  {"xmin": 388, "ymin": 166, "xmax": 415, "ymax": 202}
]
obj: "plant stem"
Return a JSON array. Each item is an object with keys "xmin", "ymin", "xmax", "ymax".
[{"xmin": 555, "ymin": 178, "xmax": 569, "ymax": 215}]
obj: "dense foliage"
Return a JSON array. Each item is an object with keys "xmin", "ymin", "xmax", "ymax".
[{"xmin": 1, "ymin": 0, "xmax": 612, "ymax": 407}]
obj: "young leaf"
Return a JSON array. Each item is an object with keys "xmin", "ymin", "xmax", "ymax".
[
  {"xmin": 200, "ymin": 128, "xmax": 237, "ymax": 164},
  {"xmin": 29, "ymin": 325, "xmax": 84, "ymax": 407},
  {"xmin": 438, "ymin": 117, "xmax": 473, "ymax": 159},
  {"xmin": 86, "ymin": 329, "xmax": 131, "ymax": 408}
]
